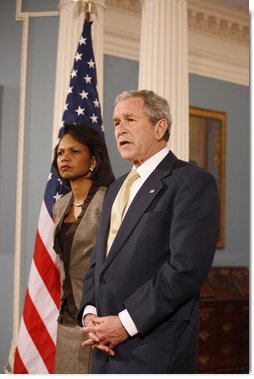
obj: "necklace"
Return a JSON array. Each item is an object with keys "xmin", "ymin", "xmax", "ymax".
[{"xmin": 72, "ymin": 202, "xmax": 84, "ymax": 207}]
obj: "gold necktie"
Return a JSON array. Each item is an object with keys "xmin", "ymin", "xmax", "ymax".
[{"xmin": 107, "ymin": 169, "xmax": 139, "ymax": 255}]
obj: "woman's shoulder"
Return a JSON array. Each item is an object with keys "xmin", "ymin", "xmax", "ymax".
[
  {"xmin": 96, "ymin": 185, "xmax": 107, "ymax": 194},
  {"xmin": 93, "ymin": 186, "xmax": 107, "ymax": 202},
  {"xmin": 53, "ymin": 191, "xmax": 72, "ymax": 215},
  {"xmin": 84, "ymin": 187, "xmax": 107, "ymax": 218}
]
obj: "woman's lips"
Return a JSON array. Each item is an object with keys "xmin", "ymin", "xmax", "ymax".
[{"xmin": 60, "ymin": 165, "xmax": 71, "ymax": 171}]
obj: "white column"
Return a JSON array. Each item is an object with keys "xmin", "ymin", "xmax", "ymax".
[
  {"xmin": 52, "ymin": 0, "xmax": 106, "ymax": 146},
  {"xmin": 138, "ymin": 0, "xmax": 189, "ymax": 160}
]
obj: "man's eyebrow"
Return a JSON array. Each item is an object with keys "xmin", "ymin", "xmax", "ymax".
[{"xmin": 113, "ymin": 112, "xmax": 136, "ymax": 121}]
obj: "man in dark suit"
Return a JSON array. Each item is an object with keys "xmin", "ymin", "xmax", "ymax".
[{"xmin": 77, "ymin": 90, "xmax": 220, "ymax": 373}]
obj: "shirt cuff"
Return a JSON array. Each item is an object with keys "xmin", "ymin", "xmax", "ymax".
[
  {"xmin": 82, "ymin": 305, "xmax": 97, "ymax": 326},
  {"xmin": 118, "ymin": 309, "xmax": 138, "ymax": 337}
]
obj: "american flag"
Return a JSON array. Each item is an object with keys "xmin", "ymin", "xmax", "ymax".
[{"xmin": 13, "ymin": 20, "xmax": 104, "ymax": 374}]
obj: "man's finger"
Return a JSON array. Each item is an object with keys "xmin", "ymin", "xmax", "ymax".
[
  {"xmin": 80, "ymin": 327, "xmax": 100, "ymax": 342},
  {"xmin": 81, "ymin": 338, "xmax": 94, "ymax": 347},
  {"xmin": 92, "ymin": 343, "xmax": 115, "ymax": 357},
  {"xmin": 82, "ymin": 326, "xmax": 97, "ymax": 334}
]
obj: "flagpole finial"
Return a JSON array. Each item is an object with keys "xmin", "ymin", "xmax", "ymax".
[
  {"xmin": 73, "ymin": 0, "xmax": 94, "ymax": 21},
  {"xmin": 85, "ymin": 0, "xmax": 92, "ymax": 21}
]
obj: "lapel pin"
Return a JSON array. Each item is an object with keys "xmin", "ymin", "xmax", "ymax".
[{"xmin": 149, "ymin": 189, "xmax": 156, "ymax": 194}]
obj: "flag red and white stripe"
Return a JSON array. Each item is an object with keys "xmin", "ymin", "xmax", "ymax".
[
  {"xmin": 13, "ymin": 20, "xmax": 104, "ymax": 373},
  {"xmin": 14, "ymin": 201, "xmax": 59, "ymax": 373}
]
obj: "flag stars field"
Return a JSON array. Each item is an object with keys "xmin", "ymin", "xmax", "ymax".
[
  {"xmin": 84, "ymin": 74, "xmax": 92, "ymax": 83},
  {"xmin": 87, "ymin": 59, "xmax": 95, "ymax": 68},
  {"xmin": 75, "ymin": 52, "xmax": 82, "ymax": 61},
  {"xmin": 90, "ymin": 114, "xmax": 98, "ymax": 123},
  {"xmin": 79, "ymin": 36, "xmax": 87, "ymax": 45},
  {"xmin": 93, "ymin": 98, "xmax": 100, "ymax": 108},
  {"xmin": 79, "ymin": 90, "xmax": 88, "ymax": 99},
  {"xmin": 71, "ymin": 69, "xmax": 77, "ymax": 78},
  {"xmin": 75, "ymin": 106, "xmax": 85, "ymax": 116}
]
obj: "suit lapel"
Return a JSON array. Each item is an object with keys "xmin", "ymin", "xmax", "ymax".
[{"xmin": 102, "ymin": 151, "xmax": 178, "ymax": 269}]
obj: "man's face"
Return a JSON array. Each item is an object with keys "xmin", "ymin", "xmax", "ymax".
[{"xmin": 113, "ymin": 97, "xmax": 161, "ymax": 166}]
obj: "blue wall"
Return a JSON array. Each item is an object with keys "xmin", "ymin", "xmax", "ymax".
[
  {"xmin": 0, "ymin": 0, "xmax": 250, "ymax": 371},
  {"xmin": 104, "ymin": 55, "xmax": 139, "ymax": 178},
  {"xmin": 0, "ymin": 0, "xmax": 22, "ymax": 372},
  {"xmin": 189, "ymin": 75, "xmax": 250, "ymax": 266}
]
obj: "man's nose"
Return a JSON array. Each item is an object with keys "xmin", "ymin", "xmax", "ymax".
[{"xmin": 116, "ymin": 120, "xmax": 126, "ymax": 137}]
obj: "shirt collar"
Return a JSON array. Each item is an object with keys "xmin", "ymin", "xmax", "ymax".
[{"xmin": 134, "ymin": 146, "xmax": 169, "ymax": 180}]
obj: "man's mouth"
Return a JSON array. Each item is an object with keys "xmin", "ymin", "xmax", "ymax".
[{"xmin": 119, "ymin": 140, "xmax": 130, "ymax": 147}]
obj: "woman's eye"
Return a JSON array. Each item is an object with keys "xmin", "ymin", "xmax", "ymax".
[{"xmin": 57, "ymin": 151, "xmax": 62, "ymax": 157}]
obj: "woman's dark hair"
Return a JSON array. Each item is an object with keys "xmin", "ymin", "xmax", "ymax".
[{"xmin": 52, "ymin": 124, "xmax": 115, "ymax": 188}]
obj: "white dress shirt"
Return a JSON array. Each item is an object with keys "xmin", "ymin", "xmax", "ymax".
[{"xmin": 83, "ymin": 147, "xmax": 170, "ymax": 336}]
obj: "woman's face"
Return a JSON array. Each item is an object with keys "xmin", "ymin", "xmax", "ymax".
[{"xmin": 56, "ymin": 134, "xmax": 95, "ymax": 181}]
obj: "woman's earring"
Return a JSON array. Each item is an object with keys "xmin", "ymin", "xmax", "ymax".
[{"xmin": 89, "ymin": 166, "xmax": 95, "ymax": 173}]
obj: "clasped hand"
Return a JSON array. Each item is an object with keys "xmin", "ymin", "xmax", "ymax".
[{"xmin": 80, "ymin": 314, "xmax": 129, "ymax": 357}]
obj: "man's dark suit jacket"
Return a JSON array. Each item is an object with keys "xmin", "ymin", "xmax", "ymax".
[{"xmin": 77, "ymin": 151, "xmax": 220, "ymax": 374}]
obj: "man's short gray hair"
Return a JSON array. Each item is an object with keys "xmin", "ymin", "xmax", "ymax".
[{"xmin": 114, "ymin": 89, "xmax": 172, "ymax": 141}]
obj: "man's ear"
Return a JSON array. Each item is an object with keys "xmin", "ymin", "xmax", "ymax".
[{"xmin": 155, "ymin": 119, "xmax": 168, "ymax": 141}]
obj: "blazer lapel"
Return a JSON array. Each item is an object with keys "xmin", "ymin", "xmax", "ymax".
[
  {"xmin": 102, "ymin": 151, "xmax": 178, "ymax": 269},
  {"xmin": 53, "ymin": 192, "xmax": 73, "ymax": 257},
  {"xmin": 71, "ymin": 187, "xmax": 106, "ymax": 258}
]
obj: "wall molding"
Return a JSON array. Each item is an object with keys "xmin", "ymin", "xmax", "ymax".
[
  {"xmin": 106, "ymin": 0, "xmax": 248, "ymax": 44},
  {"xmin": 16, "ymin": 0, "xmax": 58, "ymax": 19},
  {"xmin": 104, "ymin": 0, "xmax": 249, "ymax": 85},
  {"xmin": 188, "ymin": 8, "xmax": 248, "ymax": 44},
  {"xmin": 106, "ymin": 0, "xmax": 141, "ymax": 13},
  {"xmin": 188, "ymin": 0, "xmax": 248, "ymax": 44}
]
